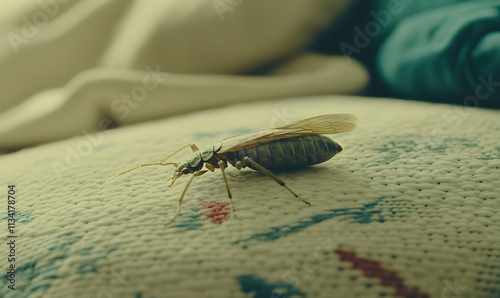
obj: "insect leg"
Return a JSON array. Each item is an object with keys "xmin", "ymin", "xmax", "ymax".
[
  {"xmin": 167, "ymin": 170, "xmax": 208, "ymax": 225},
  {"xmin": 107, "ymin": 162, "xmax": 178, "ymax": 183},
  {"xmin": 218, "ymin": 160, "xmax": 236, "ymax": 218},
  {"xmin": 242, "ymin": 157, "xmax": 311, "ymax": 206},
  {"xmin": 205, "ymin": 163, "xmax": 215, "ymax": 172},
  {"xmin": 160, "ymin": 144, "xmax": 199, "ymax": 163}
]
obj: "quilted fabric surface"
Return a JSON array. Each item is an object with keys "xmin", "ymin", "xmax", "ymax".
[{"xmin": 0, "ymin": 96, "xmax": 499, "ymax": 298}]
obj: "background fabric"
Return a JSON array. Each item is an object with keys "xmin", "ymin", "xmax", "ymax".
[
  {"xmin": 375, "ymin": 1, "xmax": 500, "ymax": 107},
  {"xmin": 316, "ymin": 0, "xmax": 500, "ymax": 108},
  {"xmin": 1, "ymin": 95, "xmax": 499, "ymax": 297},
  {"xmin": 0, "ymin": 0, "xmax": 353, "ymax": 111},
  {"xmin": 0, "ymin": 0, "xmax": 369, "ymax": 150}
]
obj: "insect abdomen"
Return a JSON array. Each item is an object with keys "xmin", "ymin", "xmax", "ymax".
[{"xmin": 229, "ymin": 135, "xmax": 343, "ymax": 170}]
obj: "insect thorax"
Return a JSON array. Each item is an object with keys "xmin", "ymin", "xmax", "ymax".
[
  {"xmin": 201, "ymin": 142, "xmax": 221, "ymax": 161},
  {"xmin": 181, "ymin": 142, "xmax": 222, "ymax": 172}
]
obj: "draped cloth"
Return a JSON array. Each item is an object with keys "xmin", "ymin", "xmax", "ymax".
[
  {"xmin": 0, "ymin": 0, "xmax": 367, "ymax": 150},
  {"xmin": 375, "ymin": 0, "xmax": 500, "ymax": 107}
]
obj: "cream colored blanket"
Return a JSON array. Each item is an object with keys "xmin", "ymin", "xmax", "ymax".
[{"xmin": 1, "ymin": 95, "xmax": 499, "ymax": 297}]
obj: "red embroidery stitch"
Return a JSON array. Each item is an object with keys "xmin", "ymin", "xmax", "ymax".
[
  {"xmin": 334, "ymin": 249, "xmax": 430, "ymax": 298},
  {"xmin": 199, "ymin": 201, "xmax": 230, "ymax": 224}
]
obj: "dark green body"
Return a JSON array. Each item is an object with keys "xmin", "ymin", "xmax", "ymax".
[{"xmin": 224, "ymin": 134, "xmax": 343, "ymax": 171}]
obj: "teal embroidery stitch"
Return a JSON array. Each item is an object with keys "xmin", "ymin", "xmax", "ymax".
[{"xmin": 234, "ymin": 197, "xmax": 411, "ymax": 245}]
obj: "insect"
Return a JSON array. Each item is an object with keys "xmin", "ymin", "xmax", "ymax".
[{"xmin": 107, "ymin": 114, "xmax": 358, "ymax": 224}]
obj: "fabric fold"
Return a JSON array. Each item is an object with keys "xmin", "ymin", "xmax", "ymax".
[{"xmin": 376, "ymin": 1, "xmax": 500, "ymax": 107}]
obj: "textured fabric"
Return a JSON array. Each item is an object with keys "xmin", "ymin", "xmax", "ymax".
[
  {"xmin": 1, "ymin": 96, "xmax": 499, "ymax": 298},
  {"xmin": 375, "ymin": 1, "xmax": 500, "ymax": 107}
]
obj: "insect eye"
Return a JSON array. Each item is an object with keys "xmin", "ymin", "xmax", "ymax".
[{"xmin": 182, "ymin": 168, "xmax": 190, "ymax": 174}]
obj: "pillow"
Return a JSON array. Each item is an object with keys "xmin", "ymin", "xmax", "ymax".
[{"xmin": 1, "ymin": 95, "xmax": 499, "ymax": 297}]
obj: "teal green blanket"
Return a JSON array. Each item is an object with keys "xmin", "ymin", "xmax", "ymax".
[{"xmin": 375, "ymin": 1, "xmax": 500, "ymax": 108}]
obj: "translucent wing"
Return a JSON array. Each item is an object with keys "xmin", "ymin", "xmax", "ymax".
[{"xmin": 219, "ymin": 113, "xmax": 358, "ymax": 153}]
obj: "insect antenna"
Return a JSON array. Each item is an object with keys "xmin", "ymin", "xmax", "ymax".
[
  {"xmin": 164, "ymin": 175, "xmax": 179, "ymax": 187},
  {"xmin": 107, "ymin": 162, "xmax": 178, "ymax": 183}
]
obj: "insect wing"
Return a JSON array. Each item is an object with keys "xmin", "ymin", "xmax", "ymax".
[
  {"xmin": 273, "ymin": 113, "xmax": 358, "ymax": 134},
  {"xmin": 219, "ymin": 113, "xmax": 358, "ymax": 153}
]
